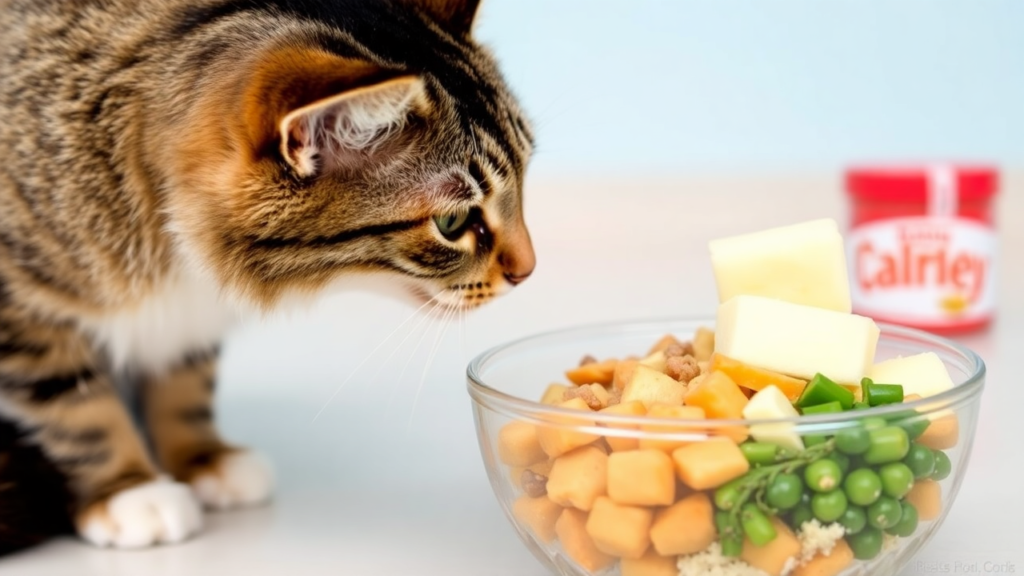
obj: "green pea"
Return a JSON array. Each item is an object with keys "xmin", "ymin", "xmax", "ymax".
[
  {"xmin": 766, "ymin": 472, "xmax": 804, "ymax": 511},
  {"xmin": 827, "ymin": 452, "xmax": 852, "ymax": 475},
  {"xmin": 812, "ymin": 490, "xmax": 848, "ymax": 523},
  {"xmin": 879, "ymin": 463, "xmax": 915, "ymax": 499},
  {"xmin": 740, "ymin": 442, "xmax": 779, "ymax": 466},
  {"xmin": 835, "ymin": 427, "xmax": 871, "ymax": 455},
  {"xmin": 805, "ymin": 459, "xmax": 843, "ymax": 492},
  {"xmin": 741, "ymin": 503, "xmax": 777, "ymax": 547},
  {"xmin": 848, "ymin": 527, "xmax": 884, "ymax": 560},
  {"xmin": 932, "ymin": 450, "xmax": 952, "ymax": 481},
  {"xmin": 903, "ymin": 444, "xmax": 936, "ymax": 479},
  {"xmin": 715, "ymin": 481, "xmax": 743, "ymax": 511},
  {"xmin": 862, "ymin": 417, "xmax": 888, "ymax": 430},
  {"xmin": 843, "ymin": 468, "xmax": 882, "ymax": 507},
  {"xmin": 852, "ymin": 401, "xmax": 871, "ymax": 410},
  {"xmin": 867, "ymin": 496, "xmax": 903, "ymax": 530},
  {"xmin": 839, "ymin": 506, "xmax": 867, "ymax": 535},
  {"xmin": 888, "ymin": 502, "xmax": 919, "ymax": 538},
  {"xmin": 804, "ymin": 434, "xmax": 829, "ymax": 447},
  {"xmin": 789, "ymin": 503, "xmax": 814, "ymax": 529},
  {"xmin": 864, "ymin": 426, "xmax": 910, "ymax": 464}
]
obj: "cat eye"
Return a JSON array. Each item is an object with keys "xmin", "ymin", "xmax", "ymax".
[{"xmin": 434, "ymin": 211, "xmax": 471, "ymax": 241}]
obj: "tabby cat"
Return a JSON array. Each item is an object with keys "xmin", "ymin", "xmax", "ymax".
[{"xmin": 0, "ymin": 0, "xmax": 535, "ymax": 554}]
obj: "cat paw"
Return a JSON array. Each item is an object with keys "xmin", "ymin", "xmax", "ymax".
[
  {"xmin": 190, "ymin": 449, "xmax": 275, "ymax": 510},
  {"xmin": 76, "ymin": 478, "xmax": 203, "ymax": 549}
]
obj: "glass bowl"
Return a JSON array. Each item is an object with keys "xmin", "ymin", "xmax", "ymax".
[{"xmin": 467, "ymin": 317, "xmax": 984, "ymax": 576}]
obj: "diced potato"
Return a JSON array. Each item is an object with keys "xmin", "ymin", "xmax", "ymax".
[
  {"xmin": 648, "ymin": 334, "xmax": 684, "ymax": 356},
  {"xmin": 498, "ymin": 421, "xmax": 546, "ymax": 467},
  {"xmin": 566, "ymin": 359, "xmax": 618, "ymax": 386},
  {"xmin": 613, "ymin": 359, "xmax": 641, "ymax": 391},
  {"xmin": 917, "ymin": 413, "xmax": 960, "ymax": 450},
  {"xmin": 639, "ymin": 350, "xmax": 669, "ymax": 374},
  {"xmin": 692, "ymin": 327, "xmax": 715, "ymax": 362},
  {"xmin": 510, "ymin": 460, "xmax": 554, "ymax": 490},
  {"xmin": 607, "ymin": 450, "xmax": 675, "ymax": 506},
  {"xmin": 792, "ymin": 538, "xmax": 854, "ymax": 576},
  {"xmin": 743, "ymin": 385, "xmax": 804, "ymax": 453},
  {"xmin": 622, "ymin": 365, "xmax": 688, "ymax": 409},
  {"xmin": 906, "ymin": 479, "xmax": 942, "ymax": 521},
  {"xmin": 546, "ymin": 445, "xmax": 608, "ymax": 511},
  {"xmin": 621, "ymin": 550, "xmax": 678, "ymax": 576},
  {"xmin": 638, "ymin": 404, "xmax": 707, "ymax": 453},
  {"xmin": 599, "ymin": 401, "xmax": 647, "ymax": 452},
  {"xmin": 585, "ymin": 496, "xmax": 654, "ymax": 559},
  {"xmin": 512, "ymin": 495, "xmax": 563, "ymax": 544},
  {"xmin": 710, "ymin": 353, "xmax": 808, "ymax": 401},
  {"xmin": 648, "ymin": 492, "xmax": 716, "ymax": 556},
  {"xmin": 537, "ymin": 398, "xmax": 600, "ymax": 458},
  {"xmin": 740, "ymin": 517, "xmax": 802, "ymax": 576},
  {"xmin": 672, "ymin": 437, "xmax": 750, "ymax": 490},
  {"xmin": 541, "ymin": 383, "xmax": 572, "ymax": 405},
  {"xmin": 555, "ymin": 508, "xmax": 616, "ymax": 572}
]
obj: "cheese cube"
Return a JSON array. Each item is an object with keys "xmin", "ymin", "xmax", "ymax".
[
  {"xmin": 512, "ymin": 495, "xmax": 563, "ymax": 543},
  {"xmin": 555, "ymin": 508, "xmax": 616, "ymax": 572},
  {"xmin": 599, "ymin": 400, "xmax": 648, "ymax": 452},
  {"xmin": 742, "ymin": 385, "xmax": 805, "ymax": 452},
  {"xmin": 546, "ymin": 445, "xmax": 608, "ymax": 511},
  {"xmin": 649, "ymin": 492, "xmax": 717, "ymax": 556},
  {"xmin": 672, "ymin": 437, "xmax": 750, "ymax": 490},
  {"xmin": 536, "ymin": 398, "xmax": 600, "ymax": 458},
  {"xmin": 607, "ymin": 450, "xmax": 676, "ymax": 506},
  {"xmin": 621, "ymin": 365, "xmax": 688, "ymax": 408},
  {"xmin": 868, "ymin": 352, "xmax": 955, "ymax": 399},
  {"xmin": 585, "ymin": 496, "xmax": 654, "ymax": 559},
  {"xmin": 639, "ymin": 404, "xmax": 707, "ymax": 453},
  {"xmin": 715, "ymin": 295, "xmax": 880, "ymax": 385},
  {"xmin": 708, "ymin": 218, "xmax": 851, "ymax": 313}
]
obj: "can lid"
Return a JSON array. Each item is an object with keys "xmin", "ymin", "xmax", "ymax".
[{"xmin": 846, "ymin": 165, "xmax": 998, "ymax": 203}]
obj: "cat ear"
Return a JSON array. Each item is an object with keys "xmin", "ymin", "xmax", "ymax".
[
  {"xmin": 279, "ymin": 76, "xmax": 425, "ymax": 177},
  {"xmin": 406, "ymin": 0, "xmax": 483, "ymax": 36}
]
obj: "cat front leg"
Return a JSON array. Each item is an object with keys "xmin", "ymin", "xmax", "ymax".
[
  {"xmin": 141, "ymin": 346, "xmax": 274, "ymax": 510},
  {"xmin": 0, "ymin": 314, "xmax": 202, "ymax": 548}
]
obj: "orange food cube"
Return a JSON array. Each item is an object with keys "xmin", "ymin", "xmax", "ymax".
[
  {"xmin": 648, "ymin": 492, "xmax": 716, "ymax": 556},
  {"xmin": 541, "ymin": 383, "xmax": 572, "ymax": 405},
  {"xmin": 536, "ymin": 398, "xmax": 600, "ymax": 458},
  {"xmin": 638, "ymin": 404, "xmax": 707, "ymax": 453},
  {"xmin": 566, "ymin": 359, "xmax": 618, "ymax": 386},
  {"xmin": 613, "ymin": 359, "xmax": 641, "ymax": 391},
  {"xmin": 906, "ymin": 479, "xmax": 943, "ymax": 520},
  {"xmin": 498, "ymin": 421, "xmax": 546, "ymax": 467},
  {"xmin": 585, "ymin": 496, "xmax": 654, "ymax": 559},
  {"xmin": 709, "ymin": 353, "xmax": 807, "ymax": 401},
  {"xmin": 546, "ymin": 445, "xmax": 608, "ymax": 511},
  {"xmin": 555, "ymin": 508, "xmax": 616, "ymax": 573},
  {"xmin": 672, "ymin": 437, "xmax": 750, "ymax": 490},
  {"xmin": 607, "ymin": 450, "xmax": 675, "ymax": 506},
  {"xmin": 599, "ymin": 401, "xmax": 647, "ymax": 452},
  {"xmin": 621, "ymin": 550, "xmax": 678, "ymax": 576},
  {"xmin": 638, "ymin": 351, "xmax": 669, "ymax": 375},
  {"xmin": 740, "ymin": 517, "xmax": 802, "ymax": 576},
  {"xmin": 622, "ymin": 365, "xmax": 688, "ymax": 409},
  {"xmin": 917, "ymin": 413, "xmax": 960, "ymax": 450},
  {"xmin": 512, "ymin": 495, "xmax": 563, "ymax": 544},
  {"xmin": 692, "ymin": 327, "xmax": 715, "ymax": 362},
  {"xmin": 792, "ymin": 538, "xmax": 855, "ymax": 576},
  {"xmin": 684, "ymin": 370, "xmax": 750, "ymax": 419},
  {"xmin": 647, "ymin": 334, "xmax": 684, "ymax": 355}
]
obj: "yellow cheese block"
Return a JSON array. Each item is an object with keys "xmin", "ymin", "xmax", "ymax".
[
  {"xmin": 868, "ymin": 352, "xmax": 955, "ymax": 399},
  {"xmin": 715, "ymin": 295, "xmax": 879, "ymax": 385},
  {"xmin": 708, "ymin": 218, "xmax": 852, "ymax": 313}
]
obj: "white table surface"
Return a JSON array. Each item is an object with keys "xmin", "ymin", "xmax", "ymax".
[{"xmin": 2, "ymin": 172, "xmax": 1021, "ymax": 576}]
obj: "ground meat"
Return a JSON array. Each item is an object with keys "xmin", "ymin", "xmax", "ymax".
[
  {"xmin": 664, "ymin": 341, "xmax": 695, "ymax": 358},
  {"xmin": 562, "ymin": 384, "xmax": 610, "ymax": 410},
  {"xmin": 607, "ymin": 388, "xmax": 622, "ymax": 406},
  {"xmin": 521, "ymin": 470, "xmax": 548, "ymax": 498},
  {"xmin": 666, "ymin": 354, "xmax": 701, "ymax": 383}
]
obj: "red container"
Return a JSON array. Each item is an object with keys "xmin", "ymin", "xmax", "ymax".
[{"xmin": 844, "ymin": 165, "xmax": 999, "ymax": 335}]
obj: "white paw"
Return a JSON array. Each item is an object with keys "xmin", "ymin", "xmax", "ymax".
[
  {"xmin": 190, "ymin": 450, "xmax": 275, "ymax": 510},
  {"xmin": 78, "ymin": 478, "xmax": 203, "ymax": 549}
]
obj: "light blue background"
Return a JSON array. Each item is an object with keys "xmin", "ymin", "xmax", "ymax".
[{"xmin": 473, "ymin": 0, "xmax": 1024, "ymax": 176}]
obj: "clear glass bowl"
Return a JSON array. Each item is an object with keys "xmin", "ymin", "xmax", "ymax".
[{"xmin": 467, "ymin": 317, "xmax": 984, "ymax": 576}]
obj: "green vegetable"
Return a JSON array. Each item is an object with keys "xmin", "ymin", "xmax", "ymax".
[
  {"xmin": 864, "ymin": 426, "xmax": 910, "ymax": 464},
  {"xmin": 835, "ymin": 426, "xmax": 871, "ymax": 455},
  {"xmin": 804, "ymin": 434, "xmax": 829, "ymax": 447},
  {"xmin": 715, "ymin": 511, "xmax": 744, "ymax": 557},
  {"xmin": 827, "ymin": 452, "xmax": 852, "ymax": 475},
  {"xmin": 867, "ymin": 496, "xmax": 902, "ymax": 530},
  {"xmin": 789, "ymin": 503, "xmax": 814, "ymax": 529},
  {"xmin": 805, "ymin": 459, "xmax": 843, "ymax": 492},
  {"xmin": 812, "ymin": 490, "xmax": 848, "ymax": 523},
  {"xmin": 741, "ymin": 504, "xmax": 777, "ymax": 546},
  {"xmin": 714, "ymin": 480, "xmax": 743, "ymax": 511},
  {"xmin": 843, "ymin": 468, "xmax": 882, "ymax": 506},
  {"xmin": 797, "ymin": 374, "xmax": 855, "ymax": 410},
  {"xmin": 852, "ymin": 401, "xmax": 871, "ymax": 410},
  {"xmin": 888, "ymin": 502, "xmax": 919, "ymax": 537},
  {"xmin": 887, "ymin": 409, "xmax": 930, "ymax": 440},
  {"xmin": 848, "ymin": 527, "xmax": 884, "ymax": 560},
  {"xmin": 802, "ymin": 401, "xmax": 844, "ymax": 415},
  {"xmin": 765, "ymin": 472, "xmax": 803, "ymax": 510},
  {"xmin": 903, "ymin": 444, "xmax": 937, "ymax": 479},
  {"xmin": 839, "ymin": 506, "xmax": 867, "ymax": 535},
  {"xmin": 740, "ymin": 442, "xmax": 780, "ymax": 466},
  {"xmin": 862, "ymin": 416, "xmax": 888, "ymax": 430},
  {"xmin": 879, "ymin": 462, "xmax": 915, "ymax": 499},
  {"xmin": 864, "ymin": 382, "xmax": 904, "ymax": 406},
  {"xmin": 932, "ymin": 450, "xmax": 952, "ymax": 481}
]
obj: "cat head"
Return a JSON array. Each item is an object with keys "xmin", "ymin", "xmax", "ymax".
[{"xmin": 171, "ymin": 0, "xmax": 534, "ymax": 311}]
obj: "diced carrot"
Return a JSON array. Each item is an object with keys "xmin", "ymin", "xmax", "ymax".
[
  {"xmin": 566, "ymin": 359, "xmax": 618, "ymax": 386},
  {"xmin": 709, "ymin": 353, "xmax": 807, "ymax": 401},
  {"xmin": 684, "ymin": 371, "xmax": 749, "ymax": 419},
  {"xmin": 599, "ymin": 401, "xmax": 647, "ymax": 452},
  {"xmin": 639, "ymin": 404, "xmax": 706, "ymax": 453},
  {"xmin": 671, "ymin": 437, "xmax": 750, "ymax": 490}
]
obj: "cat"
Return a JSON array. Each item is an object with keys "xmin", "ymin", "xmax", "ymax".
[{"xmin": 0, "ymin": 0, "xmax": 535, "ymax": 554}]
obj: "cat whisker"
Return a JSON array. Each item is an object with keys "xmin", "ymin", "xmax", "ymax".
[
  {"xmin": 406, "ymin": 299, "xmax": 459, "ymax": 432},
  {"xmin": 383, "ymin": 295, "xmax": 447, "ymax": 419}
]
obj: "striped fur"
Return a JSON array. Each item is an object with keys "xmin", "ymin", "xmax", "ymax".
[{"xmin": 0, "ymin": 0, "xmax": 535, "ymax": 553}]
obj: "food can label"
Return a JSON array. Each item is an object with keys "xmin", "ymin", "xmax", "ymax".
[{"xmin": 847, "ymin": 216, "xmax": 997, "ymax": 327}]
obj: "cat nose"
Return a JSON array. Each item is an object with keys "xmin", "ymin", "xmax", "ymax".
[{"xmin": 500, "ymin": 235, "xmax": 535, "ymax": 287}]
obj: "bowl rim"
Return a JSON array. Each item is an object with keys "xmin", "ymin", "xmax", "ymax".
[{"xmin": 466, "ymin": 315, "xmax": 986, "ymax": 430}]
